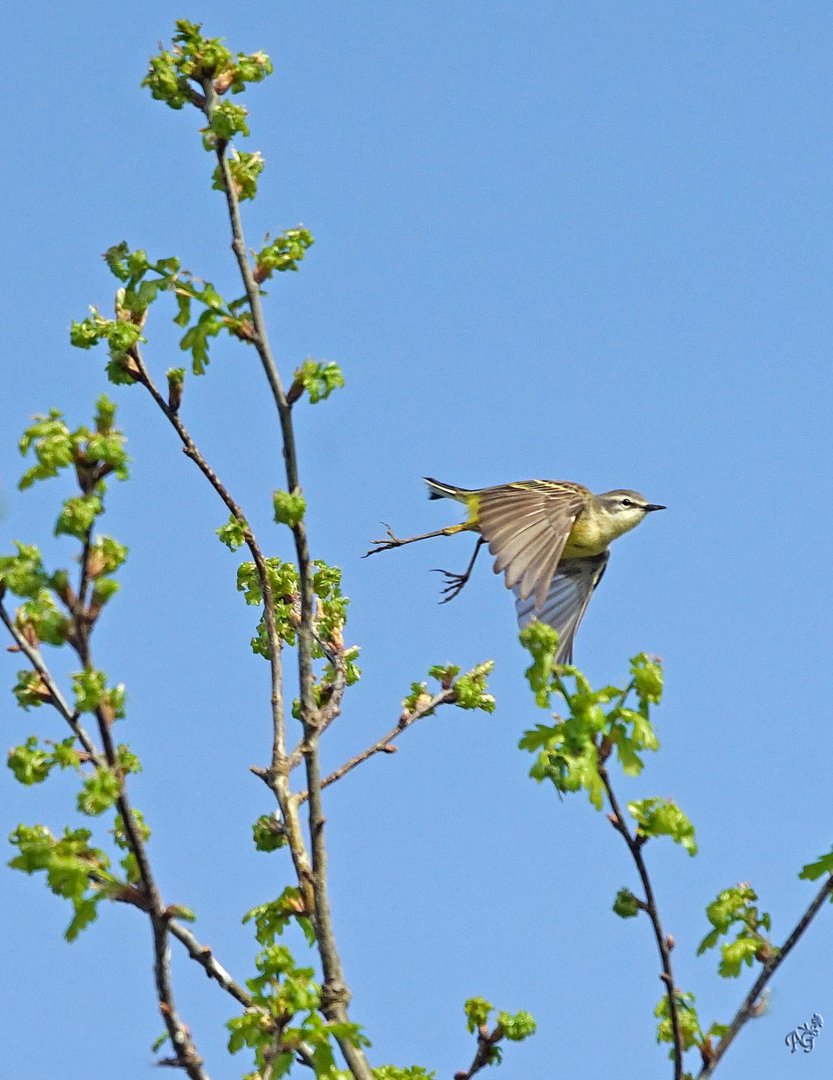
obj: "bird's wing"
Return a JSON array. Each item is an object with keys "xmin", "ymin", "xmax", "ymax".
[
  {"xmin": 514, "ymin": 551, "xmax": 609, "ymax": 664},
  {"xmin": 476, "ymin": 481, "xmax": 588, "ymax": 608}
]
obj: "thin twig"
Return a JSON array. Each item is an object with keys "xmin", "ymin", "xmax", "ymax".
[
  {"xmin": 598, "ymin": 763, "xmax": 683, "ymax": 1080},
  {"xmin": 128, "ymin": 345, "xmax": 315, "ymax": 912},
  {"xmin": 168, "ymin": 918, "xmax": 252, "ymax": 1008},
  {"xmin": 0, "ymin": 601, "xmax": 103, "ymax": 767},
  {"xmin": 697, "ymin": 873, "xmax": 833, "ymax": 1078},
  {"xmin": 295, "ymin": 688, "xmax": 457, "ymax": 801},
  {"xmin": 455, "ymin": 1025, "xmax": 504, "ymax": 1080}
]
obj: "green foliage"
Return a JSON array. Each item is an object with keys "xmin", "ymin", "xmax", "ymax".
[
  {"xmin": 252, "ymin": 814, "xmax": 287, "ymax": 852},
  {"xmin": 452, "ymin": 662, "xmax": 496, "ymax": 711},
  {"xmin": 497, "ymin": 1009, "xmax": 536, "ymax": 1041},
  {"xmin": 8, "ymin": 736, "xmax": 80, "ymax": 785},
  {"xmin": 217, "ymin": 514, "xmax": 248, "ymax": 550},
  {"xmin": 214, "ymin": 149, "xmax": 265, "ymax": 201},
  {"xmin": 519, "ymin": 621, "xmax": 560, "ymax": 707},
  {"xmin": 243, "ymin": 887, "xmax": 315, "ymax": 948},
  {"xmin": 697, "ymin": 884, "xmax": 774, "ymax": 976},
  {"xmin": 203, "ymin": 101, "xmax": 250, "ymax": 149},
  {"xmin": 78, "ymin": 767, "xmax": 122, "ymax": 816},
  {"xmin": 73, "ymin": 243, "xmax": 252, "ymax": 376},
  {"xmin": 8, "ymin": 823, "xmax": 119, "ymax": 941},
  {"xmin": 227, "ymin": 942, "xmax": 369, "ymax": 1078},
  {"xmin": 17, "ymin": 398, "xmax": 128, "ymax": 493},
  {"xmin": 655, "ymin": 990, "xmax": 703, "ymax": 1053},
  {"xmin": 254, "ymin": 228, "xmax": 314, "ymax": 281},
  {"xmin": 799, "ymin": 847, "xmax": 833, "ymax": 881},
  {"xmin": 13, "ymin": 670, "xmax": 52, "ymax": 710},
  {"xmin": 402, "ymin": 662, "xmax": 496, "ymax": 719},
  {"xmin": 237, "ymin": 558, "xmax": 353, "ymax": 664},
  {"xmin": 289, "ymin": 359, "xmax": 345, "ymax": 404},
  {"xmin": 15, "ymin": 590, "xmax": 70, "ymax": 646},
  {"xmin": 628, "ymin": 798, "xmax": 697, "ymax": 856},
  {"xmin": 141, "ymin": 20, "xmax": 273, "ymax": 112},
  {"xmin": 0, "ymin": 543, "xmax": 50, "ymax": 597},
  {"xmin": 612, "ymin": 887, "xmax": 641, "ymax": 919},
  {"xmin": 519, "ymin": 648, "xmax": 664, "ymax": 810},
  {"xmin": 464, "ymin": 996, "xmax": 493, "ymax": 1033},
  {"xmin": 272, "ymin": 489, "xmax": 307, "ymax": 528}
]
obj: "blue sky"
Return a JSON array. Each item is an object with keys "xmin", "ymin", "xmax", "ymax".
[{"xmin": 3, "ymin": 3, "xmax": 833, "ymax": 1078}]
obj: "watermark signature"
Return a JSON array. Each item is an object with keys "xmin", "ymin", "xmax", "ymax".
[{"xmin": 785, "ymin": 1012, "xmax": 823, "ymax": 1054}]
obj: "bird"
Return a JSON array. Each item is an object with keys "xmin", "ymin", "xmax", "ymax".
[{"xmin": 365, "ymin": 477, "xmax": 665, "ymax": 663}]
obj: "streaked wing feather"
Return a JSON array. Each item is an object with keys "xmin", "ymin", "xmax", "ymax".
[
  {"xmin": 477, "ymin": 482, "xmax": 586, "ymax": 605},
  {"xmin": 514, "ymin": 552, "xmax": 610, "ymax": 664}
]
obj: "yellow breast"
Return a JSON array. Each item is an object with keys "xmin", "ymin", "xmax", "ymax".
[
  {"xmin": 565, "ymin": 505, "xmax": 643, "ymax": 557},
  {"xmin": 563, "ymin": 513, "xmax": 613, "ymax": 557}
]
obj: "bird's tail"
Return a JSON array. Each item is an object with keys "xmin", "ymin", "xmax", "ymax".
[{"xmin": 423, "ymin": 477, "xmax": 473, "ymax": 503}]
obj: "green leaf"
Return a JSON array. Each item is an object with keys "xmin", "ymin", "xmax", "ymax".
[
  {"xmin": 254, "ymin": 227, "xmax": 314, "ymax": 280},
  {"xmin": 0, "ymin": 543, "xmax": 49, "ymax": 596},
  {"xmin": 291, "ymin": 358, "xmax": 345, "ymax": 404},
  {"xmin": 496, "ymin": 1009, "xmax": 536, "ymax": 1041},
  {"xmin": 612, "ymin": 887, "xmax": 641, "ymax": 919},
  {"xmin": 799, "ymin": 848, "xmax": 833, "ymax": 881},
  {"xmin": 272, "ymin": 489, "xmax": 306, "ymax": 528},
  {"xmin": 77, "ymin": 767, "xmax": 121, "ymax": 816},
  {"xmin": 215, "ymin": 149, "xmax": 265, "ymax": 201},
  {"xmin": 519, "ymin": 621, "xmax": 560, "ymax": 707},
  {"xmin": 464, "ymin": 997, "xmax": 493, "ymax": 1033},
  {"xmin": 7, "ymin": 737, "xmax": 53, "ymax": 785},
  {"xmin": 55, "ymin": 493, "xmax": 104, "ymax": 539},
  {"xmin": 72, "ymin": 669, "xmax": 108, "ymax": 713},
  {"xmin": 217, "ymin": 515, "xmax": 248, "ymax": 551},
  {"xmin": 252, "ymin": 814, "xmax": 287, "ymax": 852},
  {"xmin": 627, "ymin": 797, "xmax": 698, "ymax": 856}
]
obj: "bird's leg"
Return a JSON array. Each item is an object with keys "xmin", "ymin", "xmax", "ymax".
[
  {"xmin": 364, "ymin": 521, "xmax": 472, "ymax": 558},
  {"xmin": 432, "ymin": 536, "xmax": 486, "ymax": 603}
]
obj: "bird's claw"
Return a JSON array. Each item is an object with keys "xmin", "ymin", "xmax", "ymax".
[
  {"xmin": 431, "ymin": 567, "xmax": 468, "ymax": 604},
  {"xmin": 363, "ymin": 523, "xmax": 402, "ymax": 558}
]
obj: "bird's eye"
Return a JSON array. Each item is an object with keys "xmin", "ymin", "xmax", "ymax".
[{"xmin": 620, "ymin": 498, "xmax": 633, "ymax": 507}]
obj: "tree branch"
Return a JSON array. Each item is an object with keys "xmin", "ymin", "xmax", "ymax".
[
  {"xmin": 168, "ymin": 917, "xmax": 252, "ymax": 1009},
  {"xmin": 598, "ymin": 762, "xmax": 683, "ymax": 1079},
  {"xmin": 294, "ymin": 688, "xmax": 457, "ymax": 802},
  {"xmin": 697, "ymin": 872, "xmax": 833, "ymax": 1077},
  {"xmin": 204, "ymin": 94, "xmax": 374, "ymax": 1080},
  {"xmin": 127, "ymin": 345, "xmax": 316, "ymax": 914},
  {"xmin": 0, "ymin": 601, "xmax": 102, "ymax": 767}
]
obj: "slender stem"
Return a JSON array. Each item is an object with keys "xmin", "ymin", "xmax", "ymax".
[
  {"xmin": 294, "ymin": 688, "xmax": 457, "ymax": 801},
  {"xmin": 598, "ymin": 763, "xmax": 683, "ymax": 1079},
  {"xmin": 129, "ymin": 347, "xmax": 316, "ymax": 909},
  {"xmin": 0, "ymin": 602, "xmax": 102, "ymax": 766},
  {"xmin": 455, "ymin": 1025, "xmax": 504, "ymax": 1080},
  {"xmin": 168, "ymin": 918, "xmax": 252, "ymax": 1008},
  {"xmin": 697, "ymin": 873, "xmax": 833, "ymax": 1078}
]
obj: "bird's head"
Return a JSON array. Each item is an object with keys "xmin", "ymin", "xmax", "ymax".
[{"xmin": 596, "ymin": 489, "xmax": 666, "ymax": 538}]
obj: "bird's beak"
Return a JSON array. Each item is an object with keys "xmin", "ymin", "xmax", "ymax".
[{"xmin": 644, "ymin": 504, "xmax": 666, "ymax": 512}]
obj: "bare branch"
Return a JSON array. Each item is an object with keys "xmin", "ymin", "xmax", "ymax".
[
  {"xmin": 598, "ymin": 763, "xmax": 683, "ymax": 1079},
  {"xmin": 697, "ymin": 873, "xmax": 833, "ymax": 1078},
  {"xmin": 168, "ymin": 918, "xmax": 252, "ymax": 1009},
  {"xmin": 295, "ymin": 688, "xmax": 457, "ymax": 802}
]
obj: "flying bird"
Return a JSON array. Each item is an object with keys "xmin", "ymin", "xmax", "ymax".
[{"xmin": 366, "ymin": 477, "xmax": 665, "ymax": 663}]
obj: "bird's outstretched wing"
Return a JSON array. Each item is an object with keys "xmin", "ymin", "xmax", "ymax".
[
  {"xmin": 476, "ymin": 480, "xmax": 589, "ymax": 609},
  {"xmin": 514, "ymin": 551, "xmax": 609, "ymax": 664}
]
